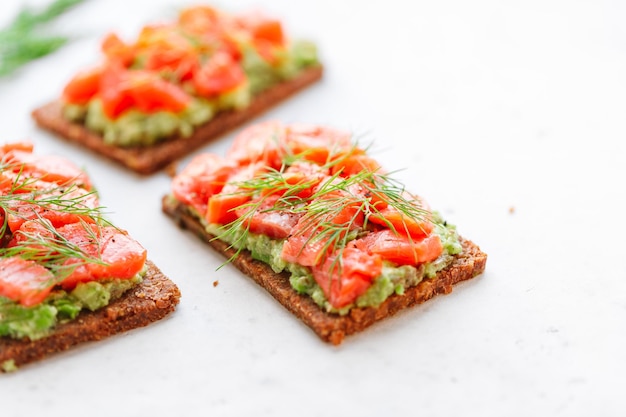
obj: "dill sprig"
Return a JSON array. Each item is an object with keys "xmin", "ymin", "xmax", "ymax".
[
  {"xmin": 213, "ymin": 166, "xmax": 320, "ymax": 264},
  {"xmin": 0, "ymin": 184, "xmax": 109, "ymax": 236},
  {"xmin": 0, "ymin": 160, "xmax": 113, "ymax": 289},
  {"xmin": 214, "ymin": 148, "xmax": 432, "ymax": 270},
  {"xmin": 0, "ymin": 165, "xmax": 110, "ymax": 239},
  {"xmin": 284, "ymin": 168, "xmax": 431, "ymax": 269},
  {"xmin": 0, "ymin": 0, "xmax": 86, "ymax": 76},
  {"xmin": 0, "ymin": 217, "xmax": 107, "ymax": 288}
]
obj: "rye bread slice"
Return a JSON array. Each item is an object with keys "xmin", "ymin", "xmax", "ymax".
[
  {"xmin": 162, "ymin": 195, "xmax": 487, "ymax": 345},
  {"xmin": 31, "ymin": 66, "xmax": 323, "ymax": 175},
  {"xmin": 0, "ymin": 260, "xmax": 180, "ymax": 371}
]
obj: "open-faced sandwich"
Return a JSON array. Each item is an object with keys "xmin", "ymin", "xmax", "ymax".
[
  {"xmin": 32, "ymin": 4, "xmax": 322, "ymax": 174},
  {"xmin": 162, "ymin": 122, "xmax": 487, "ymax": 345},
  {"xmin": 0, "ymin": 143, "xmax": 180, "ymax": 371}
]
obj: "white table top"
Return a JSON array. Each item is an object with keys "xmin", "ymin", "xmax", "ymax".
[{"xmin": 1, "ymin": 0, "xmax": 625, "ymax": 415}]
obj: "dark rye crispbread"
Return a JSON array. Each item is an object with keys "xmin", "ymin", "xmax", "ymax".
[
  {"xmin": 162, "ymin": 195, "xmax": 487, "ymax": 345},
  {"xmin": 0, "ymin": 260, "xmax": 180, "ymax": 371},
  {"xmin": 31, "ymin": 65, "xmax": 323, "ymax": 175}
]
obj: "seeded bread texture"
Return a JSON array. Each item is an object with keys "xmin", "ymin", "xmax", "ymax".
[
  {"xmin": 162, "ymin": 195, "xmax": 487, "ymax": 345},
  {"xmin": 32, "ymin": 66, "xmax": 323, "ymax": 175},
  {"xmin": 0, "ymin": 260, "xmax": 181, "ymax": 370}
]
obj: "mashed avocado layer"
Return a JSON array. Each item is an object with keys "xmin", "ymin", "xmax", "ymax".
[
  {"xmin": 67, "ymin": 99, "xmax": 215, "ymax": 147},
  {"xmin": 64, "ymin": 41, "xmax": 320, "ymax": 148},
  {"xmin": 206, "ymin": 212, "xmax": 462, "ymax": 315},
  {"xmin": 0, "ymin": 274, "xmax": 144, "ymax": 341}
]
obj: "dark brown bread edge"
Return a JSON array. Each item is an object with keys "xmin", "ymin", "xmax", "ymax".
[
  {"xmin": 0, "ymin": 260, "xmax": 181, "ymax": 371},
  {"xmin": 162, "ymin": 195, "xmax": 487, "ymax": 345},
  {"xmin": 31, "ymin": 66, "xmax": 323, "ymax": 175}
]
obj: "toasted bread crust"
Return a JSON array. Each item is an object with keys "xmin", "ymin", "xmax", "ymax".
[
  {"xmin": 31, "ymin": 66, "xmax": 323, "ymax": 175},
  {"xmin": 0, "ymin": 260, "xmax": 180, "ymax": 370},
  {"xmin": 162, "ymin": 195, "xmax": 487, "ymax": 345}
]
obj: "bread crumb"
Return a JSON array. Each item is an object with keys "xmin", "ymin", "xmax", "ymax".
[
  {"xmin": 164, "ymin": 162, "xmax": 178, "ymax": 178},
  {"xmin": 509, "ymin": 206, "xmax": 515, "ymax": 214},
  {"xmin": 213, "ymin": 280, "xmax": 219, "ymax": 287}
]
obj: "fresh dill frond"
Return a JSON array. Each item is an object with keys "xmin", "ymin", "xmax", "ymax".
[
  {"xmin": 212, "ymin": 165, "xmax": 319, "ymax": 264},
  {"xmin": 212, "ymin": 147, "xmax": 433, "ymax": 272},
  {"xmin": 0, "ymin": 183, "xmax": 110, "ymax": 238},
  {"xmin": 0, "ymin": 217, "xmax": 108, "ymax": 289},
  {"xmin": 0, "ymin": 0, "xmax": 86, "ymax": 76},
  {"xmin": 0, "ymin": 157, "xmax": 113, "ymax": 288}
]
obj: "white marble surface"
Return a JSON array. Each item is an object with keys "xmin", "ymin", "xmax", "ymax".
[{"xmin": 1, "ymin": 0, "xmax": 625, "ymax": 415}]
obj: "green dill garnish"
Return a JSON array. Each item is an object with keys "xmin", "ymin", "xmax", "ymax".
[
  {"xmin": 0, "ymin": 161, "xmax": 112, "ymax": 288},
  {"xmin": 0, "ymin": 218, "xmax": 108, "ymax": 286},
  {"xmin": 0, "ymin": 0, "xmax": 86, "ymax": 76},
  {"xmin": 213, "ymin": 148, "xmax": 432, "ymax": 272}
]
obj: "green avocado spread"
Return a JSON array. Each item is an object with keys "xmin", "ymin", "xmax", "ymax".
[
  {"xmin": 0, "ymin": 273, "xmax": 144, "ymax": 341},
  {"xmin": 204, "ymin": 211, "xmax": 462, "ymax": 315},
  {"xmin": 64, "ymin": 40, "xmax": 320, "ymax": 148}
]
